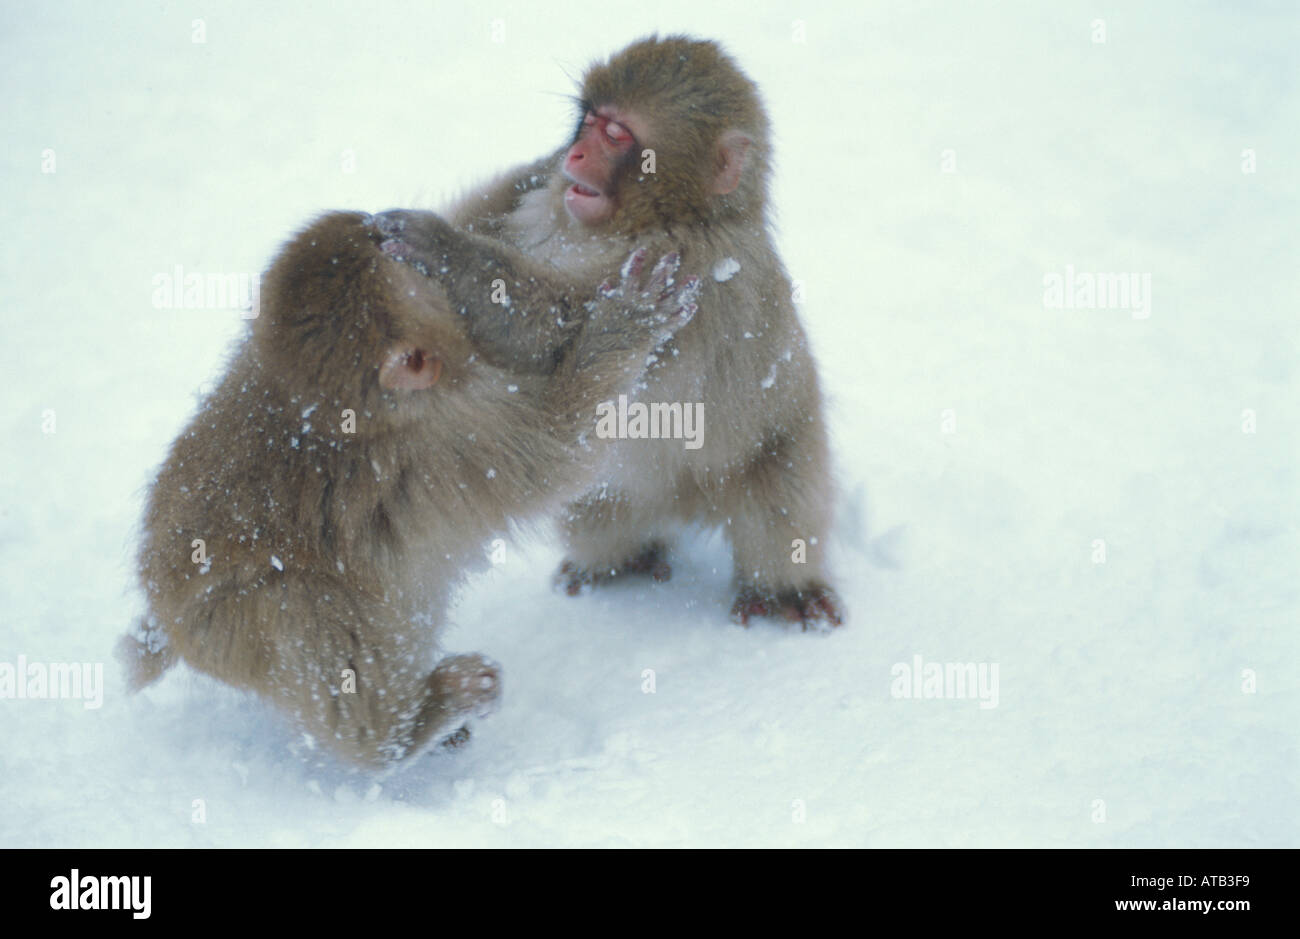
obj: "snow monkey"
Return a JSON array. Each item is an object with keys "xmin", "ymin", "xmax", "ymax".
[
  {"xmin": 377, "ymin": 35, "xmax": 842, "ymax": 626},
  {"xmin": 119, "ymin": 210, "xmax": 700, "ymax": 769}
]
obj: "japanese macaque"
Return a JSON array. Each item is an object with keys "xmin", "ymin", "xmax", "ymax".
[
  {"xmin": 118, "ymin": 210, "xmax": 699, "ymax": 770},
  {"xmin": 377, "ymin": 35, "xmax": 842, "ymax": 626}
]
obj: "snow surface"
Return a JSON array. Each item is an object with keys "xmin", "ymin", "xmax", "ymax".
[{"xmin": 1, "ymin": 1, "xmax": 1297, "ymax": 847}]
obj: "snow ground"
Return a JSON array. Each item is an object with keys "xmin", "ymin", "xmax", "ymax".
[{"xmin": 1, "ymin": 1, "xmax": 1296, "ymax": 847}]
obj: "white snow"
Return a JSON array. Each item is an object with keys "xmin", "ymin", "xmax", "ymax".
[
  {"xmin": 1, "ymin": 1, "xmax": 1296, "ymax": 848},
  {"xmin": 713, "ymin": 257, "xmax": 741, "ymax": 282}
]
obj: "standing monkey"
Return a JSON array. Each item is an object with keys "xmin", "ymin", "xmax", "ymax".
[
  {"xmin": 119, "ymin": 211, "xmax": 698, "ymax": 769},
  {"xmin": 378, "ymin": 35, "xmax": 842, "ymax": 626}
]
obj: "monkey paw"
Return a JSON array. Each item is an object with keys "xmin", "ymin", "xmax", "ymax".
[
  {"xmin": 595, "ymin": 248, "xmax": 701, "ymax": 345},
  {"xmin": 428, "ymin": 653, "xmax": 502, "ymax": 720},
  {"xmin": 437, "ymin": 725, "xmax": 473, "ymax": 751},
  {"xmin": 556, "ymin": 541, "xmax": 673, "ymax": 595},
  {"xmin": 731, "ymin": 582, "xmax": 845, "ymax": 630},
  {"xmin": 369, "ymin": 209, "xmax": 455, "ymax": 276}
]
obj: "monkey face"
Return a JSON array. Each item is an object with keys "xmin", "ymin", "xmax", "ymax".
[
  {"xmin": 561, "ymin": 36, "xmax": 768, "ymax": 234},
  {"xmin": 253, "ymin": 212, "xmax": 474, "ymax": 429},
  {"xmin": 562, "ymin": 106, "xmax": 643, "ymax": 226}
]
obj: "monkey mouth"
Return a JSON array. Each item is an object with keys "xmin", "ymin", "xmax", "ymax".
[{"xmin": 563, "ymin": 179, "xmax": 615, "ymax": 225}]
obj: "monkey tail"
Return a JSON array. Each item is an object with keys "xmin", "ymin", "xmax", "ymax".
[{"xmin": 116, "ymin": 618, "xmax": 176, "ymax": 692}]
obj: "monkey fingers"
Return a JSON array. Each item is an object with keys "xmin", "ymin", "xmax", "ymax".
[
  {"xmin": 674, "ymin": 275, "xmax": 702, "ymax": 318},
  {"xmin": 613, "ymin": 249, "xmax": 700, "ymax": 331},
  {"xmin": 646, "ymin": 251, "xmax": 681, "ymax": 296},
  {"xmin": 555, "ymin": 541, "xmax": 673, "ymax": 595},
  {"xmin": 378, "ymin": 235, "xmax": 440, "ymax": 279},
  {"xmin": 376, "ymin": 237, "xmax": 418, "ymax": 260},
  {"xmin": 369, "ymin": 208, "xmax": 451, "ymax": 242},
  {"xmin": 370, "ymin": 209, "xmax": 456, "ymax": 275},
  {"xmin": 730, "ymin": 582, "xmax": 845, "ymax": 631},
  {"xmin": 428, "ymin": 653, "xmax": 502, "ymax": 719},
  {"xmin": 406, "ymin": 653, "xmax": 503, "ymax": 758},
  {"xmin": 617, "ymin": 246, "xmax": 650, "ymax": 285},
  {"xmin": 619, "ymin": 249, "xmax": 681, "ymax": 300},
  {"xmin": 437, "ymin": 725, "xmax": 473, "ymax": 751}
]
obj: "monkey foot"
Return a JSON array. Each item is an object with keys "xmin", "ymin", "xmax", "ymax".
[
  {"xmin": 438, "ymin": 725, "xmax": 472, "ymax": 751},
  {"xmin": 731, "ymin": 582, "xmax": 845, "ymax": 630},
  {"xmin": 556, "ymin": 542, "xmax": 672, "ymax": 595}
]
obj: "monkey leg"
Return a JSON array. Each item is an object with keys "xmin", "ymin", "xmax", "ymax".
[
  {"xmin": 556, "ymin": 540, "xmax": 674, "ymax": 594},
  {"xmin": 721, "ymin": 442, "xmax": 845, "ymax": 630},
  {"xmin": 556, "ymin": 492, "xmax": 676, "ymax": 594},
  {"xmin": 407, "ymin": 654, "xmax": 502, "ymax": 756},
  {"xmin": 271, "ymin": 626, "xmax": 501, "ymax": 769},
  {"xmin": 116, "ymin": 615, "xmax": 176, "ymax": 692},
  {"xmin": 179, "ymin": 574, "xmax": 500, "ymax": 768}
]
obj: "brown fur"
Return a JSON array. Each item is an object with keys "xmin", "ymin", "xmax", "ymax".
[
  {"xmin": 577, "ymin": 35, "xmax": 771, "ymax": 233},
  {"xmin": 384, "ymin": 35, "xmax": 841, "ymax": 625},
  {"xmin": 118, "ymin": 211, "xmax": 698, "ymax": 768}
]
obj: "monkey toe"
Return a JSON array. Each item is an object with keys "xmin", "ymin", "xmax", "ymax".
[
  {"xmin": 430, "ymin": 653, "xmax": 502, "ymax": 718},
  {"xmin": 556, "ymin": 560, "xmax": 593, "ymax": 595},
  {"xmin": 731, "ymin": 583, "xmax": 845, "ymax": 630},
  {"xmin": 790, "ymin": 587, "xmax": 845, "ymax": 631},
  {"xmin": 729, "ymin": 590, "xmax": 767, "ymax": 626},
  {"xmin": 556, "ymin": 542, "xmax": 672, "ymax": 595},
  {"xmin": 438, "ymin": 725, "xmax": 473, "ymax": 751},
  {"xmin": 621, "ymin": 541, "xmax": 672, "ymax": 582}
]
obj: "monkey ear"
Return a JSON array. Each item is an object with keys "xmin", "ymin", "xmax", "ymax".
[
  {"xmin": 712, "ymin": 130, "xmax": 753, "ymax": 195},
  {"xmin": 379, "ymin": 343, "xmax": 443, "ymax": 391}
]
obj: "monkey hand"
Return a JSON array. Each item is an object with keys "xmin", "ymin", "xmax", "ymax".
[
  {"xmin": 416, "ymin": 653, "xmax": 502, "ymax": 753},
  {"xmin": 731, "ymin": 581, "xmax": 845, "ymax": 631},
  {"xmin": 373, "ymin": 208, "xmax": 590, "ymax": 372},
  {"xmin": 590, "ymin": 247, "xmax": 701, "ymax": 349},
  {"xmin": 370, "ymin": 209, "xmax": 457, "ymax": 277}
]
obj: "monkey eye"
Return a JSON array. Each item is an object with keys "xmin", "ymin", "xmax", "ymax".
[
  {"xmin": 584, "ymin": 110, "xmax": 635, "ymax": 149},
  {"xmin": 603, "ymin": 120, "xmax": 633, "ymax": 145}
]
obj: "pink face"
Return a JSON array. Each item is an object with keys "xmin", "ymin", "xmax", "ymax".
[{"xmin": 562, "ymin": 106, "xmax": 642, "ymax": 227}]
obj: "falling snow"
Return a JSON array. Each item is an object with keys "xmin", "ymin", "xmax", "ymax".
[
  {"xmin": 712, "ymin": 257, "xmax": 741, "ymax": 282},
  {"xmin": 2, "ymin": 1, "xmax": 1295, "ymax": 849}
]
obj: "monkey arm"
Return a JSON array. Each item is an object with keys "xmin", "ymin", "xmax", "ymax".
[
  {"xmin": 371, "ymin": 208, "xmax": 590, "ymax": 374},
  {"xmin": 539, "ymin": 249, "xmax": 700, "ymax": 443},
  {"xmin": 443, "ymin": 149, "xmax": 564, "ymax": 234}
]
